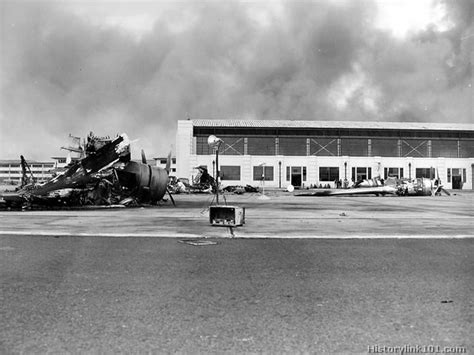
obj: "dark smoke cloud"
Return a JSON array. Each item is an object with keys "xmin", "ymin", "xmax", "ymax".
[{"xmin": 0, "ymin": 0, "xmax": 472, "ymax": 160}]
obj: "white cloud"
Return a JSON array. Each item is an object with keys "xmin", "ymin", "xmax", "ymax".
[
  {"xmin": 375, "ymin": 0, "xmax": 452, "ymax": 38},
  {"xmin": 103, "ymin": 14, "xmax": 156, "ymax": 39}
]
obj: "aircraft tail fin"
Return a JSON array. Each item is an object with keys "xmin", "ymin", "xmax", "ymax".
[
  {"xmin": 165, "ymin": 151, "xmax": 172, "ymax": 174},
  {"xmin": 20, "ymin": 155, "xmax": 35, "ymax": 187}
]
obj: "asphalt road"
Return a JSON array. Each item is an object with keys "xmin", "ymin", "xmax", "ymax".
[{"xmin": 1, "ymin": 236, "xmax": 472, "ymax": 353}]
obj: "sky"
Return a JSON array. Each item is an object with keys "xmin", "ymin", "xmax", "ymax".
[{"xmin": 0, "ymin": 0, "xmax": 472, "ymax": 160}]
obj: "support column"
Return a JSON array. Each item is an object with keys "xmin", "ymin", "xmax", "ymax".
[{"xmin": 176, "ymin": 120, "xmax": 194, "ymax": 180}]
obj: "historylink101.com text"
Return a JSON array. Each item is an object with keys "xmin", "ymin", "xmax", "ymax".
[{"xmin": 367, "ymin": 345, "xmax": 467, "ymax": 354}]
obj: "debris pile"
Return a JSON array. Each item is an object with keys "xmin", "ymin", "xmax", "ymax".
[{"xmin": 1, "ymin": 133, "xmax": 173, "ymax": 209}]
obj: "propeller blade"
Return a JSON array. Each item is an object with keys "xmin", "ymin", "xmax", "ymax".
[
  {"xmin": 141, "ymin": 149, "xmax": 147, "ymax": 164},
  {"xmin": 432, "ymin": 167, "xmax": 442, "ymax": 196},
  {"xmin": 167, "ymin": 188, "xmax": 176, "ymax": 207},
  {"xmin": 441, "ymin": 188, "xmax": 451, "ymax": 196}
]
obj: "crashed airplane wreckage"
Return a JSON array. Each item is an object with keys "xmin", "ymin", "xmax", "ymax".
[
  {"xmin": 296, "ymin": 176, "xmax": 450, "ymax": 197},
  {"xmin": 0, "ymin": 133, "xmax": 175, "ymax": 209}
]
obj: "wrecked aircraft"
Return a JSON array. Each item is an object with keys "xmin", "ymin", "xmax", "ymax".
[
  {"xmin": 192, "ymin": 165, "xmax": 216, "ymax": 193},
  {"xmin": 0, "ymin": 133, "xmax": 175, "ymax": 209},
  {"xmin": 297, "ymin": 176, "xmax": 450, "ymax": 197},
  {"xmin": 173, "ymin": 166, "xmax": 260, "ymax": 195},
  {"xmin": 223, "ymin": 185, "xmax": 260, "ymax": 194}
]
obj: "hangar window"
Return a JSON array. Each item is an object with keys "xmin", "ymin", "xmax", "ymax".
[
  {"xmin": 416, "ymin": 168, "xmax": 435, "ymax": 179},
  {"xmin": 384, "ymin": 167, "xmax": 403, "ymax": 179},
  {"xmin": 319, "ymin": 167, "xmax": 339, "ymax": 181},
  {"xmin": 310, "ymin": 138, "xmax": 338, "ymax": 156},
  {"xmin": 196, "ymin": 136, "xmax": 245, "ymax": 155},
  {"xmin": 196, "ymin": 136, "xmax": 213, "ymax": 155},
  {"xmin": 341, "ymin": 138, "xmax": 368, "ymax": 156},
  {"xmin": 431, "ymin": 139, "xmax": 458, "ymax": 158},
  {"xmin": 248, "ymin": 137, "xmax": 276, "ymax": 155},
  {"xmin": 402, "ymin": 140, "xmax": 428, "ymax": 157},
  {"xmin": 220, "ymin": 166, "xmax": 241, "ymax": 181},
  {"xmin": 352, "ymin": 167, "xmax": 372, "ymax": 181},
  {"xmin": 371, "ymin": 139, "xmax": 399, "ymax": 157},
  {"xmin": 459, "ymin": 140, "xmax": 474, "ymax": 158},
  {"xmin": 220, "ymin": 137, "xmax": 244, "ymax": 155},
  {"xmin": 253, "ymin": 166, "xmax": 274, "ymax": 181},
  {"xmin": 279, "ymin": 137, "xmax": 307, "ymax": 156},
  {"xmin": 448, "ymin": 168, "xmax": 466, "ymax": 182}
]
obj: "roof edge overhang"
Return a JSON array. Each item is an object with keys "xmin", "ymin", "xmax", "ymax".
[{"xmin": 189, "ymin": 119, "xmax": 474, "ymax": 132}]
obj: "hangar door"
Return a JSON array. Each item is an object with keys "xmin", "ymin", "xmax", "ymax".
[
  {"xmin": 286, "ymin": 166, "xmax": 307, "ymax": 188},
  {"xmin": 448, "ymin": 168, "xmax": 466, "ymax": 189}
]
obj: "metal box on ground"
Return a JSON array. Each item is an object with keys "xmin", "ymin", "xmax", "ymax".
[{"xmin": 209, "ymin": 205, "xmax": 245, "ymax": 227}]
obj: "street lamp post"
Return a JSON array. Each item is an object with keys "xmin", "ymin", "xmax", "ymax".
[
  {"xmin": 259, "ymin": 163, "xmax": 266, "ymax": 197},
  {"xmin": 278, "ymin": 161, "xmax": 282, "ymax": 189},
  {"xmin": 206, "ymin": 135, "xmax": 245, "ymax": 228},
  {"xmin": 344, "ymin": 161, "xmax": 348, "ymax": 188}
]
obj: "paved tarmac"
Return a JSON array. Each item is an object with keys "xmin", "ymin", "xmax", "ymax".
[
  {"xmin": 1, "ymin": 236, "xmax": 473, "ymax": 353},
  {"xmin": 0, "ymin": 191, "xmax": 473, "ymax": 353},
  {"xmin": 0, "ymin": 190, "xmax": 473, "ymax": 238}
]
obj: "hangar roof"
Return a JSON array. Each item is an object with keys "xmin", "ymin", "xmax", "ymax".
[{"xmin": 192, "ymin": 119, "xmax": 474, "ymax": 132}]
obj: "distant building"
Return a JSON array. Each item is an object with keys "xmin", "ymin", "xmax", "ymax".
[
  {"xmin": 0, "ymin": 159, "xmax": 55, "ymax": 185},
  {"xmin": 154, "ymin": 157, "xmax": 177, "ymax": 176},
  {"xmin": 176, "ymin": 119, "xmax": 474, "ymax": 190}
]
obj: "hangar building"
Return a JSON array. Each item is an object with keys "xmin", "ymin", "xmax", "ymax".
[{"xmin": 176, "ymin": 120, "xmax": 474, "ymax": 190}]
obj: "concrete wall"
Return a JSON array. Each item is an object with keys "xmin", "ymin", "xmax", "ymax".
[
  {"xmin": 184, "ymin": 155, "xmax": 473, "ymax": 189},
  {"xmin": 176, "ymin": 120, "xmax": 193, "ymax": 181}
]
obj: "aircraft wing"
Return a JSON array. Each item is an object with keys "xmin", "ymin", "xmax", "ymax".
[{"xmin": 296, "ymin": 186, "xmax": 398, "ymax": 196}]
